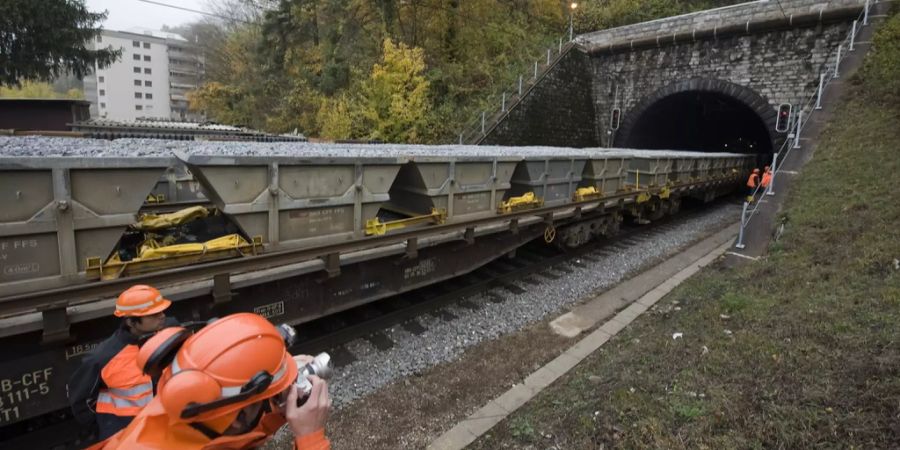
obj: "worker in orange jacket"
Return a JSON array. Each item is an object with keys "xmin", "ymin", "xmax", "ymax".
[
  {"xmin": 746, "ymin": 168, "xmax": 760, "ymax": 202},
  {"xmin": 761, "ymin": 165, "xmax": 773, "ymax": 190},
  {"xmin": 97, "ymin": 313, "xmax": 331, "ymax": 450},
  {"xmin": 68, "ymin": 285, "xmax": 174, "ymax": 440}
]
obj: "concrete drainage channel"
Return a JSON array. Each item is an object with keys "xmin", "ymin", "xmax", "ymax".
[{"xmin": 265, "ymin": 199, "xmax": 742, "ymax": 448}]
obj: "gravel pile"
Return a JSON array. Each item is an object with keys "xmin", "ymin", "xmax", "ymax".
[
  {"xmin": 324, "ymin": 202, "xmax": 741, "ymax": 409},
  {"xmin": 0, "ymin": 136, "xmax": 747, "ymax": 159}
]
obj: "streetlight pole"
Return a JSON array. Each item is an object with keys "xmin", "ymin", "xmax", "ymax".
[{"xmin": 569, "ymin": 2, "xmax": 578, "ymax": 41}]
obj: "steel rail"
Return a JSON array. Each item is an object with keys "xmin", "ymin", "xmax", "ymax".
[{"xmin": 292, "ymin": 209, "xmax": 692, "ymax": 354}]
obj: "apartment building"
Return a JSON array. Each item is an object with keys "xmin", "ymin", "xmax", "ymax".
[{"xmin": 84, "ymin": 28, "xmax": 204, "ymax": 121}]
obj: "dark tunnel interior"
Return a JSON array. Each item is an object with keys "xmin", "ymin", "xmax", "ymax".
[{"xmin": 619, "ymin": 91, "xmax": 773, "ymax": 153}]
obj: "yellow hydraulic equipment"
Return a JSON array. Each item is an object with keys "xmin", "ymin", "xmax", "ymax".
[
  {"xmin": 497, "ymin": 192, "xmax": 544, "ymax": 214},
  {"xmin": 87, "ymin": 233, "xmax": 262, "ymax": 280},
  {"xmin": 134, "ymin": 205, "xmax": 209, "ymax": 231},
  {"xmin": 572, "ymin": 186, "xmax": 603, "ymax": 202},
  {"xmin": 145, "ymin": 193, "xmax": 166, "ymax": 204},
  {"xmin": 658, "ymin": 185, "xmax": 671, "ymax": 199},
  {"xmin": 365, "ymin": 208, "xmax": 447, "ymax": 236},
  {"xmin": 86, "ymin": 205, "xmax": 260, "ymax": 280}
]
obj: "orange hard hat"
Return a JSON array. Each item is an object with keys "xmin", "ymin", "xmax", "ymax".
[
  {"xmin": 155, "ymin": 313, "xmax": 297, "ymax": 424},
  {"xmin": 114, "ymin": 285, "xmax": 171, "ymax": 317}
]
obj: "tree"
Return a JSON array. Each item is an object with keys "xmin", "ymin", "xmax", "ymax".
[
  {"xmin": 316, "ymin": 94, "xmax": 354, "ymax": 140},
  {"xmin": 358, "ymin": 39, "xmax": 431, "ymax": 143},
  {"xmin": 0, "ymin": 0, "xmax": 120, "ymax": 86}
]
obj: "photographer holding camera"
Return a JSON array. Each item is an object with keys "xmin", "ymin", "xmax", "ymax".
[{"xmin": 94, "ymin": 313, "xmax": 331, "ymax": 450}]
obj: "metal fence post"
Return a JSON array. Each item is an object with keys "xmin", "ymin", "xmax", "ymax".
[
  {"xmin": 864, "ymin": 0, "xmax": 869, "ymax": 25},
  {"xmin": 534, "ymin": 61, "xmax": 538, "ymax": 79},
  {"xmin": 546, "ymin": 49, "xmax": 551, "ymax": 65},
  {"xmin": 834, "ymin": 44, "xmax": 842, "ymax": 78},
  {"xmin": 559, "ymin": 38, "xmax": 562, "ymax": 54},
  {"xmin": 735, "ymin": 201, "xmax": 749, "ymax": 249},
  {"xmin": 501, "ymin": 93, "xmax": 506, "ymax": 113},
  {"xmin": 481, "ymin": 111, "xmax": 486, "ymax": 135},
  {"xmin": 766, "ymin": 152, "xmax": 779, "ymax": 196},
  {"xmin": 815, "ymin": 73, "xmax": 825, "ymax": 109},
  {"xmin": 793, "ymin": 110, "xmax": 803, "ymax": 149},
  {"xmin": 518, "ymin": 75, "xmax": 523, "ymax": 96},
  {"xmin": 459, "ymin": 133, "xmax": 463, "ymax": 145},
  {"xmin": 850, "ymin": 20, "xmax": 857, "ymax": 50}
]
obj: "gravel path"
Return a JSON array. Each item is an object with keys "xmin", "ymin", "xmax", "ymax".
[{"xmin": 316, "ymin": 201, "xmax": 741, "ymax": 410}]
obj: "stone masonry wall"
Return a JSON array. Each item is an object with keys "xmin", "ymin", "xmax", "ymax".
[
  {"xmin": 481, "ymin": 49, "xmax": 598, "ymax": 147},
  {"xmin": 592, "ymin": 22, "xmax": 850, "ymax": 146},
  {"xmin": 479, "ymin": 0, "xmax": 863, "ymax": 148},
  {"xmin": 577, "ymin": 0, "xmax": 865, "ymax": 51}
]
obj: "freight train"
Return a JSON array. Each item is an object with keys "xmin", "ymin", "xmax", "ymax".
[{"xmin": 0, "ymin": 137, "xmax": 754, "ymax": 447}]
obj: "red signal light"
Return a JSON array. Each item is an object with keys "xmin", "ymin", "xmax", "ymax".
[{"xmin": 775, "ymin": 103, "xmax": 792, "ymax": 133}]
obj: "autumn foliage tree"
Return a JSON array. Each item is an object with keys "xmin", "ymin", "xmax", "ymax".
[
  {"xmin": 190, "ymin": 0, "xmax": 742, "ymax": 141},
  {"xmin": 359, "ymin": 39, "xmax": 431, "ymax": 143}
]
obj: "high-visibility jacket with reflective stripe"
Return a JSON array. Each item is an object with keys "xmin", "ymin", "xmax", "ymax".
[
  {"xmin": 97, "ymin": 344, "xmax": 153, "ymax": 416},
  {"xmin": 69, "ymin": 321, "xmax": 174, "ymax": 425}
]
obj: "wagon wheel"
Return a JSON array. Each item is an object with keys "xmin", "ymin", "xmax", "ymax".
[{"xmin": 543, "ymin": 225, "xmax": 557, "ymax": 243}]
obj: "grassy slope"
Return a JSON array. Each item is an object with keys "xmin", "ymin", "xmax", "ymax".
[{"xmin": 471, "ymin": 11, "xmax": 900, "ymax": 450}]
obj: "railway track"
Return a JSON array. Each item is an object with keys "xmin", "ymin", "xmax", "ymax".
[{"xmin": 291, "ymin": 201, "xmax": 720, "ymax": 364}]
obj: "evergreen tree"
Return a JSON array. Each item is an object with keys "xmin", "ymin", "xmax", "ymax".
[{"xmin": 0, "ymin": 0, "xmax": 120, "ymax": 86}]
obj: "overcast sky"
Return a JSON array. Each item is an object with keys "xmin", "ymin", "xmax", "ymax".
[{"xmin": 85, "ymin": 0, "xmax": 210, "ymax": 32}]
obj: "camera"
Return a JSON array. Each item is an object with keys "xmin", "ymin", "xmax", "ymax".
[
  {"xmin": 274, "ymin": 323, "xmax": 333, "ymax": 408},
  {"xmin": 294, "ymin": 353, "xmax": 333, "ymax": 406}
]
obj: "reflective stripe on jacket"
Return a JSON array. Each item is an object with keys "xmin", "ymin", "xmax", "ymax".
[{"xmin": 96, "ymin": 344, "xmax": 154, "ymax": 416}]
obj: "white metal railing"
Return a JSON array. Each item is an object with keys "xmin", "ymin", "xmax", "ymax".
[
  {"xmin": 456, "ymin": 34, "xmax": 576, "ymax": 145},
  {"xmin": 735, "ymin": 0, "xmax": 876, "ymax": 249}
]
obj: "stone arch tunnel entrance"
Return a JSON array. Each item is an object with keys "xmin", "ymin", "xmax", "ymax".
[{"xmin": 615, "ymin": 80, "xmax": 776, "ymax": 154}]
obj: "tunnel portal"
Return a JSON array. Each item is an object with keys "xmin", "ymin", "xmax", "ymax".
[{"xmin": 618, "ymin": 91, "xmax": 774, "ymax": 153}]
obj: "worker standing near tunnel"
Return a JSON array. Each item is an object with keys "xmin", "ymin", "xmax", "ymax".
[
  {"xmin": 746, "ymin": 168, "xmax": 760, "ymax": 202},
  {"xmin": 68, "ymin": 285, "xmax": 174, "ymax": 440},
  {"xmin": 761, "ymin": 165, "xmax": 773, "ymax": 192},
  {"xmin": 97, "ymin": 313, "xmax": 331, "ymax": 449}
]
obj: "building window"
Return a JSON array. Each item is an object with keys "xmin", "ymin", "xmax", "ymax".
[
  {"xmin": 99, "ymin": 89, "xmax": 105, "ymax": 96},
  {"xmin": 144, "ymin": 80, "xmax": 152, "ymax": 87},
  {"xmin": 135, "ymin": 105, "xmax": 143, "ymax": 111},
  {"xmin": 145, "ymin": 93, "xmax": 153, "ymax": 100},
  {"xmin": 133, "ymin": 54, "xmax": 141, "ymax": 60},
  {"xmin": 144, "ymin": 55, "xmax": 151, "ymax": 62},
  {"xmin": 133, "ymin": 40, "xmax": 140, "ymax": 47},
  {"xmin": 98, "ymin": 76, "xmax": 104, "ymax": 83},
  {"xmin": 134, "ymin": 79, "xmax": 142, "ymax": 86},
  {"xmin": 146, "ymin": 105, "xmax": 154, "ymax": 110},
  {"xmin": 100, "ymin": 102, "xmax": 106, "ymax": 108},
  {"xmin": 143, "ymin": 42, "xmax": 150, "ymax": 49},
  {"xmin": 134, "ymin": 67, "xmax": 141, "ymax": 73},
  {"xmin": 135, "ymin": 92, "xmax": 143, "ymax": 99},
  {"xmin": 144, "ymin": 68, "xmax": 151, "ymax": 74}
]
